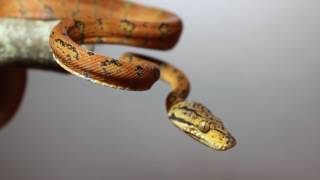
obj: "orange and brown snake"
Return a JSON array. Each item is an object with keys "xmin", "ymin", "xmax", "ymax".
[{"xmin": 0, "ymin": 0, "xmax": 236, "ymax": 151}]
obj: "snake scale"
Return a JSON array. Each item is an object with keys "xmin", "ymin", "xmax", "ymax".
[{"xmin": 0, "ymin": 0, "xmax": 236, "ymax": 151}]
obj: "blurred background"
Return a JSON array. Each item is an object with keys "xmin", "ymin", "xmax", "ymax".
[{"xmin": 1, "ymin": 0, "xmax": 320, "ymax": 179}]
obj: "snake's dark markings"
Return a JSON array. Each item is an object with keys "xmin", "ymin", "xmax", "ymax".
[
  {"xmin": 153, "ymin": 68, "xmax": 160, "ymax": 79},
  {"xmin": 55, "ymin": 39, "xmax": 79, "ymax": 60},
  {"xmin": 179, "ymin": 106, "xmax": 205, "ymax": 118},
  {"xmin": 71, "ymin": 20, "xmax": 85, "ymax": 42},
  {"xmin": 96, "ymin": 18, "xmax": 103, "ymax": 25},
  {"xmin": 109, "ymin": 58, "xmax": 122, "ymax": 66},
  {"xmin": 135, "ymin": 65, "xmax": 144, "ymax": 77},
  {"xmin": 169, "ymin": 113, "xmax": 193, "ymax": 126},
  {"xmin": 83, "ymin": 72, "xmax": 90, "ymax": 78},
  {"xmin": 100, "ymin": 58, "xmax": 122, "ymax": 67},
  {"xmin": 96, "ymin": 18, "xmax": 104, "ymax": 30},
  {"xmin": 87, "ymin": 51, "xmax": 95, "ymax": 56}
]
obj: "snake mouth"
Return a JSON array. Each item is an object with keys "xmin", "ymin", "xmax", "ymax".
[
  {"xmin": 198, "ymin": 134, "xmax": 236, "ymax": 151},
  {"xmin": 182, "ymin": 126, "xmax": 236, "ymax": 151},
  {"xmin": 185, "ymin": 130, "xmax": 202, "ymax": 141}
]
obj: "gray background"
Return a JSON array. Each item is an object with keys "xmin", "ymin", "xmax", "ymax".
[{"xmin": 1, "ymin": 0, "xmax": 320, "ymax": 179}]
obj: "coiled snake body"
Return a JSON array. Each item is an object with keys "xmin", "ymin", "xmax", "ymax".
[{"xmin": 0, "ymin": 0, "xmax": 236, "ymax": 151}]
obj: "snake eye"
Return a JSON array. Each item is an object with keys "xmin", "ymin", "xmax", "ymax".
[{"xmin": 199, "ymin": 121, "xmax": 210, "ymax": 133}]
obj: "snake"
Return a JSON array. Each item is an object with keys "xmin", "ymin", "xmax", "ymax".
[{"xmin": 0, "ymin": 0, "xmax": 236, "ymax": 151}]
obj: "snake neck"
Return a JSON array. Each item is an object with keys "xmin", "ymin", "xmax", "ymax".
[
  {"xmin": 158, "ymin": 61, "xmax": 190, "ymax": 112},
  {"xmin": 117, "ymin": 53, "xmax": 190, "ymax": 111}
]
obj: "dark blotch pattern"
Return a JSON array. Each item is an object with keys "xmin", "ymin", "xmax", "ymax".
[
  {"xmin": 135, "ymin": 65, "xmax": 144, "ymax": 77},
  {"xmin": 55, "ymin": 38, "xmax": 79, "ymax": 60}
]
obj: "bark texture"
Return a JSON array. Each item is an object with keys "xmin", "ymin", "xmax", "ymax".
[{"xmin": 0, "ymin": 18, "xmax": 93, "ymax": 70}]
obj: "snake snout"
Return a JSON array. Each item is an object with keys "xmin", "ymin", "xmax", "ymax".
[{"xmin": 214, "ymin": 132, "xmax": 237, "ymax": 151}]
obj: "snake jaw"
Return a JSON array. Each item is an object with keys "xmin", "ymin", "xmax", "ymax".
[{"xmin": 168, "ymin": 102, "xmax": 236, "ymax": 151}]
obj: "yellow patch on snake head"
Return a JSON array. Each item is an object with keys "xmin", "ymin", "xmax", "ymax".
[{"xmin": 168, "ymin": 102, "xmax": 236, "ymax": 151}]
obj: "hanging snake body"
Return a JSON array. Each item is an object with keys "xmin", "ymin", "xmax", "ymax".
[{"xmin": 0, "ymin": 0, "xmax": 236, "ymax": 151}]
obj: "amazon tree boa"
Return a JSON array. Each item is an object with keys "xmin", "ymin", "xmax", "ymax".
[{"xmin": 0, "ymin": 0, "xmax": 236, "ymax": 151}]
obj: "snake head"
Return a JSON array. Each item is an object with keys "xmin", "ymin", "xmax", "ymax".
[{"xmin": 168, "ymin": 102, "xmax": 236, "ymax": 151}]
